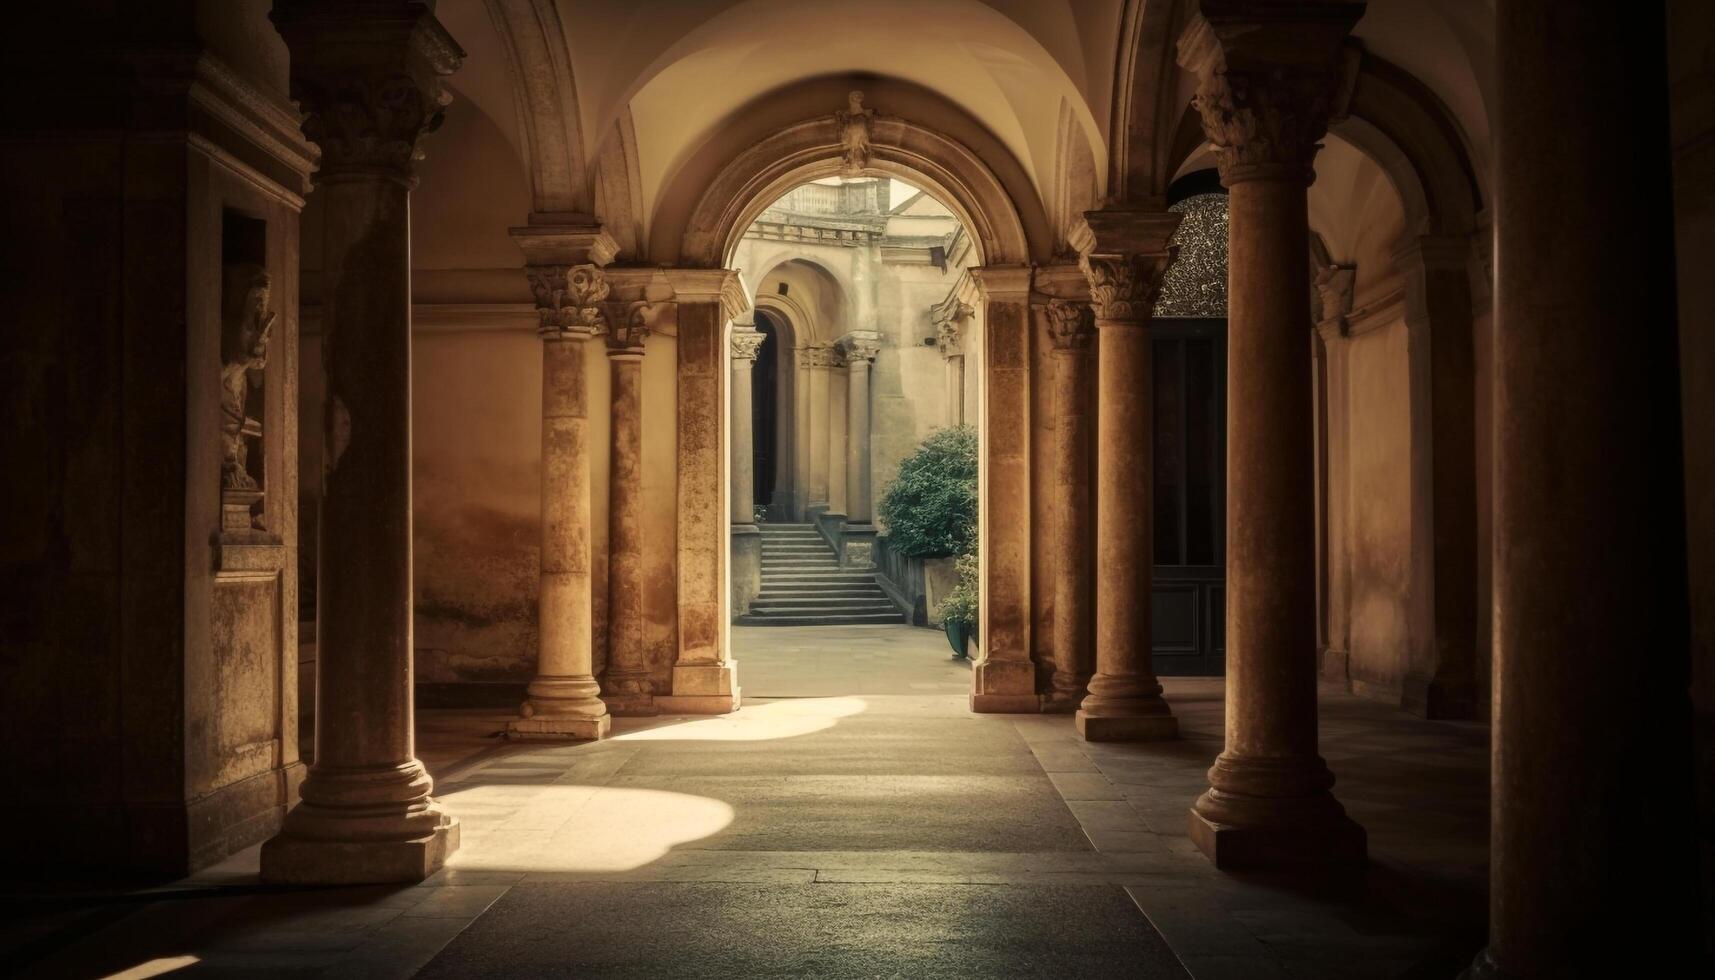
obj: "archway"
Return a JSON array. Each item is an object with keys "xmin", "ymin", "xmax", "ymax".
[{"xmin": 675, "ymin": 97, "xmax": 1053, "ymax": 711}]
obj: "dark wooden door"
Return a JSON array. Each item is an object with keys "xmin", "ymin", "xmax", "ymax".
[{"xmin": 1150, "ymin": 318, "xmax": 1226, "ymax": 676}]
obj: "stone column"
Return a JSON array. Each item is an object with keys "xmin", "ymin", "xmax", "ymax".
[
  {"xmin": 805, "ymin": 346, "xmax": 834, "ymax": 511},
  {"xmin": 507, "ymin": 253, "xmax": 613, "ymax": 740},
  {"xmin": 656, "ymin": 269, "xmax": 749, "ymax": 714},
  {"xmin": 729, "ymin": 323, "xmax": 765, "ymax": 617},
  {"xmin": 730, "ymin": 323, "xmax": 765, "ymax": 525},
  {"xmin": 1043, "ymin": 296, "xmax": 1096, "ymax": 711},
  {"xmin": 840, "ymin": 332, "xmax": 881, "ymax": 523},
  {"xmin": 969, "ymin": 266, "xmax": 1038, "ymax": 712},
  {"xmin": 602, "ymin": 302, "xmax": 654, "ymax": 716},
  {"xmin": 261, "ymin": 1, "xmax": 463, "ymax": 884},
  {"xmin": 1178, "ymin": 4, "xmax": 1367, "ymax": 868},
  {"xmin": 1074, "ymin": 213, "xmax": 1182, "ymax": 741},
  {"xmin": 1469, "ymin": 0, "xmax": 1700, "ymax": 974}
]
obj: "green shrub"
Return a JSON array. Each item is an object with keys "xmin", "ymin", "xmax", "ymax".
[
  {"xmin": 939, "ymin": 553, "xmax": 980, "ymax": 630},
  {"xmin": 877, "ymin": 425, "xmax": 977, "ymax": 558}
]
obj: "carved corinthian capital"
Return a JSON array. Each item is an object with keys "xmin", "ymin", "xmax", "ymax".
[
  {"xmin": 271, "ymin": 2, "xmax": 465, "ymax": 184},
  {"xmin": 1074, "ymin": 209, "xmax": 1182, "ymax": 323},
  {"xmin": 1045, "ymin": 300, "xmax": 1095, "ymax": 351},
  {"xmin": 730, "ymin": 327, "xmax": 766, "ymax": 363},
  {"xmin": 526, "ymin": 264, "xmax": 609, "ymax": 338},
  {"xmin": 1176, "ymin": 5, "xmax": 1363, "ymax": 185},
  {"xmin": 837, "ymin": 332, "xmax": 882, "ymax": 365}
]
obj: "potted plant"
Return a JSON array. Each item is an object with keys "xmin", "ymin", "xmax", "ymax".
[{"xmin": 939, "ymin": 552, "xmax": 979, "ymax": 657}]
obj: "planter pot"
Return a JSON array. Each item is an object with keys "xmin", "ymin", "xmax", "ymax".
[{"xmin": 945, "ymin": 619, "xmax": 975, "ymax": 658}]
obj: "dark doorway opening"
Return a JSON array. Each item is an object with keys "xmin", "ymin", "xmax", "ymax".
[{"xmin": 752, "ymin": 309, "xmax": 781, "ymax": 515}]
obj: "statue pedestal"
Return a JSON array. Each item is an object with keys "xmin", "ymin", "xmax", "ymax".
[{"xmin": 222, "ymin": 488, "xmax": 264, "ymax": 532}]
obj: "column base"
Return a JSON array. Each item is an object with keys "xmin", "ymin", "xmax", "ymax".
[
  {"xmin": 601, "ymin": 693, "xmax": 658, "ymax": 717},
  {"xmin": 261, "ymin": 814, "xmax": 459, "ymax": 885},
  {"xmin": 971, "ymin": 658, "xmax": 1038, "ymax": 713},
  {"xmin": 654, "ymin": 662, "xmax": 740, "ymax": 714},
  {"xmin": 507, "ymin": 714, "xmax": 611, "ymax": 740},
  {"xmin": 1075, "ymin": 711, "xmax": 1178, "ymax": 741},
  {"xmin": 1186, "ymin": 804, "xmax": 1367, "ymax": 870}
]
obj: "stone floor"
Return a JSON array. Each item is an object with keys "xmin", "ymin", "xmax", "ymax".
[{"xmin": 7, "ymin": 625, "xmax": 1489, "ymax": 978}]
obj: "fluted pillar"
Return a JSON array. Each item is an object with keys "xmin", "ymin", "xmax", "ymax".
[
  {"xmin": 1467, "ymin": 0, "xmax": 1700, "ymax": 975},
  {"xmin": 1178, "ymin": 3, "xmax": 1366, "ymax": 868},
  {"xmin": 1074, "ymin": 213, "xmax": 1182, "ymax": 741},
  {"xmin": 1042, "ymin": 294, "xmax": 1096, "ymax": 711},
  {"xmin": 602, "ymin": 302, "xmax": 654, "ymax": 716},
  {"xmin": 505, "ymin": 221, "xmax": 619, "ymax": 741},
  {"xmin": 261, "ymin": 1, "xmax": 463, "ymax": 884},
  {"xmin": 840, "ymin": 332, "xmax": 881, "ymax": 523}
]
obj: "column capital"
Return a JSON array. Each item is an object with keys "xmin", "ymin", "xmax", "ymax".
[
  {"xmin": 931, "ymin": 296, "xmax": 974, "ymax": 358},
  {"xmin": 1073, "ymin": 209, "xmax": 1183, "ymax": 322},
  {"xmin": 270, "ymin": 1, "xmax": 465, "ymax": 185},
  {"xmin": 837, "ymin": 331, "xmax": 882, "ymax": 365},
  {"xmin": 524, "ymin": 264, "xmax": 609, "ymax": 340},
  {"xmin": 798, "ymin": 344, "xmax": 839, "ymax": 369},
  {"xmin": 1045, "ymin": 300, "xmax": 1096, "ymax": 352},
  {"xmin": 1176, "ymin": 3, "xmax": 1364, "ymax": 185},
  {"xmin": 730, "ymin": 326, "xmax": 766, "ymax": 364}
]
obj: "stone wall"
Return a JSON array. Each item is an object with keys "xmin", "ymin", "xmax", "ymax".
[{"xmin": 0, "ymin": 0, "xmax": 308, "ymax": 875}]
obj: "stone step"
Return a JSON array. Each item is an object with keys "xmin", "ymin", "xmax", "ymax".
[
  {"xmin": 761, "ymin": 546, "xmax": 835, "ymax": 554},
  {"xmin": 761, "ymin": 570, "xmax": 869, "ymax": 580},
  {"xmin": 733, "ymin": 611, "xmax": 908, "ymax": 627},
  {"xmin": 750, "ymin": 597, "xmax": 899, "ymax": 610},
  {"xmin": 756, "ymin": 587, "xmax": 888, "ymax": 599}
]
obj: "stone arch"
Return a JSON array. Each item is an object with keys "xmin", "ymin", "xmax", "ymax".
[
  {"xmin": 484, "ymin": 0, "xmax": 593, "ymax": 214},
  {"xmin": 1110, "ymin": 0, "xmax": 1194, "ymax": 207},
  {"xmin": 679, "ymin": 111, "xmax": 1044, "ymax": 267},
  {"xmin": 745, "ymin": 254, "xmax": 853, "ymax": 346}
]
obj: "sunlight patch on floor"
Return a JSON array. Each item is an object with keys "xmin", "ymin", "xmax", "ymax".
[
  {"xmin": 611, "ymin": 696, "xmax": 870, "ymax": 742},
  {"xmin": 442, "ymin": 785, "xmax": 736, "ymax": 873}
]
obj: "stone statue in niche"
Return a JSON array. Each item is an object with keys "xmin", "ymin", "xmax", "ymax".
[
  {"xmin": 835, "ymin": 90, "xmax": 874, "ymax": 177},
  {"xmin": 220, "ymin": 262, "xmax": 274, "ymax": 528}
]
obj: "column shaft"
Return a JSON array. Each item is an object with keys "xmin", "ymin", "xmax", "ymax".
[
  {"xmin": 1471, "ymin": 0, "xmax": 1700, "ymax": 974},
  {"xmin": 603, "ymin": 345, "xmax": 653, "ymax": 716},
  {"xmin": 843, "ymin": 342, "xmax": 877, "ymax": 523},
  {"xmin": 261, "ymin": 2, "xmax": 462, "ymax": 885},
  {"xmin": 511, "ymin": 331, "xmax": 610, "ymax": 739},
  {"xmin": 731, "ymin": 358, "xmax": 756, "ymax": 524},
  {"xmin": 1046, "ymin": 302, "xmax": 1094, "ymax": 710}
]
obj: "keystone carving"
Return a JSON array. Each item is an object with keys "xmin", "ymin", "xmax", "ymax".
[{"xmin": 834, "ymin": 90, "xmax": 875, "ymax": 177}]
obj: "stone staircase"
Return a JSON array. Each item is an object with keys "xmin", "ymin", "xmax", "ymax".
[{"xmin": 735, "ymin": 523, "xmax": 906, "ymax": 626}]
